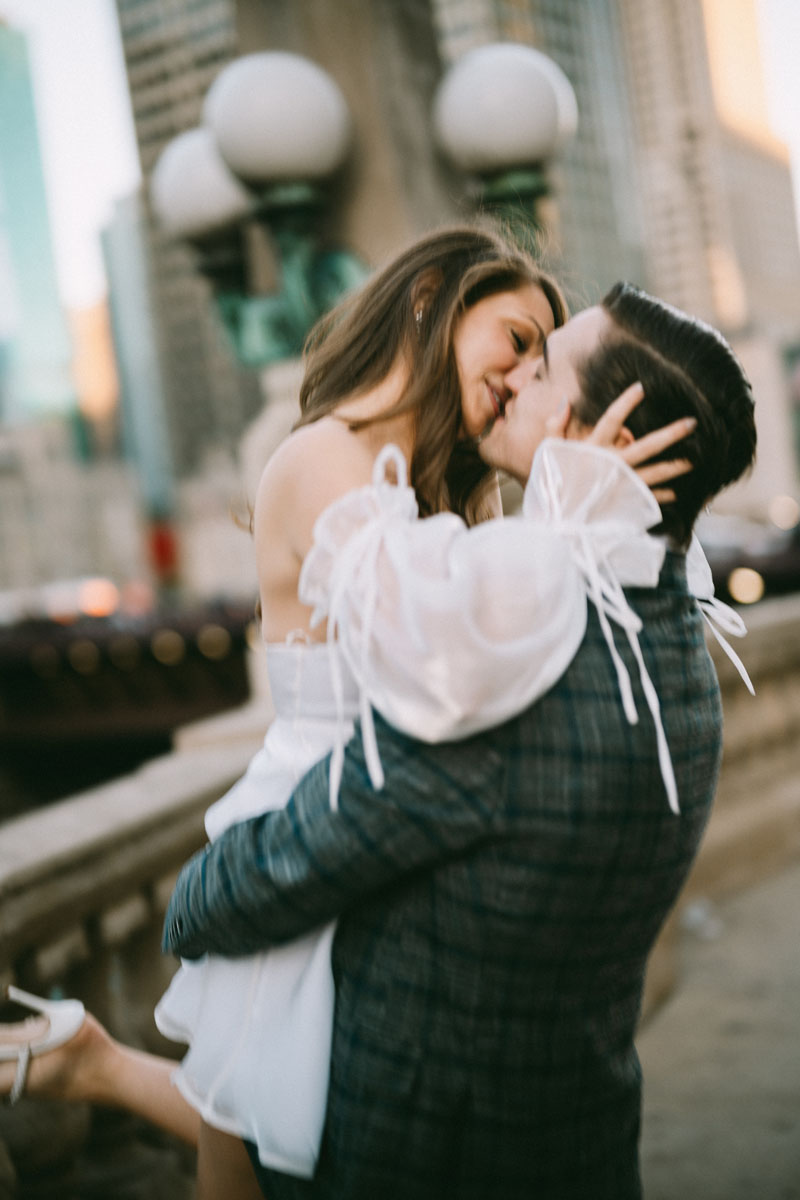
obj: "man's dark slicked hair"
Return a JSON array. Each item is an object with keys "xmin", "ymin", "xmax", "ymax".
[{"xmin": 574, "ymin": 282, "xmax": 756, "ymax": 547}]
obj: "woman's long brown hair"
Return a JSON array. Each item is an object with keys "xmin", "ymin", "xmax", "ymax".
[{"xmin": 296, "ymin": 223, "xmax": 567, "ymax": 525}]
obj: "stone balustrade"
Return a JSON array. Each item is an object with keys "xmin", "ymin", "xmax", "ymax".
[
  {"xmin": 1, "ymin": 594, "xmax": 799, "ymax": 1000},
  {"xmin": 683, "ymin": 591, "xmax": 800, "ymax": 899},
  {"xmin": 0, "ymin": 702, "xmax": 269, "ymax": 992},
  {"xmin": 643, "ymin": 591, "xmax": 800, "ymax": 1012}
]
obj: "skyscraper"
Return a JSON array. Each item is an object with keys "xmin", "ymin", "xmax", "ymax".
[
  {"xmin": 102, "ymin": 192, "xmax": 174, "ymax": 519},
  {"xmin": 615, "ymin": 0, "xmax": 800, "ymax": 511},
  {"xmin": 110, "ymin": 0, "xmax": 799, "ymax": 519},
  {"xmin": 112, "ymin": 0, "xmax": 262, "ymax": 479},
  {"xmin": 432, "ymin": 0, "xmax": 648, "ymax": 302},
  {"xmin": 701, "ymin": 0, "xmax": 800, "ymax": 337},
  {"xmin": 616, "ymin": 0, "xmax": 800, "ymax": 334},
  {"xmin": 0, "ymin": 22, "xmax": 74, "ymax": 423},
  {"xmin": 112, "ymin": 0, "xmax": 650, "ymax": 465}
]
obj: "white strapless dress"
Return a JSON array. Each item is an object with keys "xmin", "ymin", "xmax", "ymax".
[{"xmin": 155, "ymin": 640, "xmax": 357, "ymax": 1177}]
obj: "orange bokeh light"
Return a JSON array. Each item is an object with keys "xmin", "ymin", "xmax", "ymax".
[{"xmin": 78, "ymin": 577, "xmax": 121, "ymax": 618}]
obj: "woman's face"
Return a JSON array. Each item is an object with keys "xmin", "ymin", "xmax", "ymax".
[
  {"xmin": 478, "ymin": 305, "xmax": 612, "ymax": 483},
  {"xmin": 453, "ymin": 284, "xmax": 557, "ymax": 441}
]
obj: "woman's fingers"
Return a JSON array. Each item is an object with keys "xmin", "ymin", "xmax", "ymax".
[
  {"xmin": 635, "ymin": 457, "xmax": 693, "ymax": 486},
  {"xmin": 636, "ymin": 457, "xmax": 692, "ymax": 505},
  {"xmin": 587, "ymin": 383, "xmax": 698, "ymax": 471},
  {"xmin": 588, "ymin": 382, "xmax": 645, "ymax": 445},
  {"xmin": 622, "ymin": 416, "xmax": 697, "ymax": 466},
  {"xmin": 580, "ymin": 379, "xmax": 697, "ymax": 506}
]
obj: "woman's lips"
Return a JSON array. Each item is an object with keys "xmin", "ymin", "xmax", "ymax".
[{"xmin": 488, "ymin": 384, "xmax": 505, "ymax": 419}]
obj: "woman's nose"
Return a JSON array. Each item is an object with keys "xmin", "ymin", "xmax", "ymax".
[{"xmin": 504, "ymin": 359, "xmax": 537, "ymax": 392}]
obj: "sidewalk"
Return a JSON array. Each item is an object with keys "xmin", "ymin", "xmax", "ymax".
[{"xmin": 638, "ymin": 861, "xmax": 800, "ymax": 1200}]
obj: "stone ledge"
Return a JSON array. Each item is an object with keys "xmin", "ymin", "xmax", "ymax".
[
  {"xmin": 641, "ymin": 740, "xmax": 800, "ymax": 1024},
  {"xmin": 0, "ymin": 741, "xmax": 257, "ymax": 970},
  {"xmin": 172, "ymin": 696, "xmax": 273, "ymax": 751},
  {"xmin": 2, "ymin": 594, "xmax": 798, "ymax": 1001},
  {"xmin": 686, "ymin": 744, "xmax": 800, "ymax": 900}
]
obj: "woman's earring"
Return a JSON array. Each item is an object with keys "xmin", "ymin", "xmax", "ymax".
[{"xmin": 415, "ymin": 308, "xmax": 423, "ymax": 335}]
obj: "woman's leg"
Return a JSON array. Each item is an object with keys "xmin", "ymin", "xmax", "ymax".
[
  {"xmin": 0, "ymin": 1011, "xmax": 200, "ymax": 1146},
  {"xmin": 196, "ymin": 1121, "xmax": 265, "ymax": 1200}
]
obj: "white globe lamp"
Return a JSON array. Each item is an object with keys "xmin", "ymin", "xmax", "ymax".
[
  {"xmin": 149, "ymin": 127, "xmax": 253, "ymax": 239},
  {"xmin": 433, "ymin": 42, "xmax": 578, "ymax": 174},
  {"xmin": 204, "ymin": 52, "xmax": 353, "ymax": 185},
  {"xmin": 149, "ymin": 57, "xmax": 364, "ymax": 370}
]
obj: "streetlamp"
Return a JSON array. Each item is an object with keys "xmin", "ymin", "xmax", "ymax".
[
  {"xmin": 151, "ymin": 52, "xmax": 368, "ymax": 368},
  {"xmin": 432, "ymin": 42, "xmax": 578, "ymax": 238},
  {"xmin": 149, "ymin": 122, "xmax": 255, "ymax": 296}
]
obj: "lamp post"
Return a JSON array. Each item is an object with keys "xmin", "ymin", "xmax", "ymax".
[
  {"xmin": 150, "ymin": 53, "xmax": 368, "ymax": 369},
  {"xmin": 149, "ymin": 123, "xmax": 254, "ymax": 293},
  {"xmin": 432, "ymin": 42, "xmax": 578, "ymax": 242}
]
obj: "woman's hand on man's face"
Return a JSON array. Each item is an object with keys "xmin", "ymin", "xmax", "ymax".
[{"xmin": 547, "ymin": 381, "xmax": 696, "ymax": 504}]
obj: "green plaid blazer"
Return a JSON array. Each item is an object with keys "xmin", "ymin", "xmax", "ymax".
[{"xmin": 165, "ymin": 553, "xmax": 723, "ymax": 1199}]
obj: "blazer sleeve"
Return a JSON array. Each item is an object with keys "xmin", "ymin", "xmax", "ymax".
[{"xmin": 163, "ymin": 711, "xmax": 504, "ymax": 960}]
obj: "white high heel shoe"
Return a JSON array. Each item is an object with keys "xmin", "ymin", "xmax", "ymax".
[{"xmin": 1, "ymin": 985, "xmax": 86, "ymax": 1105}]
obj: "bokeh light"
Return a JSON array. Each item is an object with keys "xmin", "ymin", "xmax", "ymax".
[
  {"xmin": 150, "ymin": 628, "xmax": 186, "ymax": 665},
  {"xmin": 767, "ymin": 494, "xmax": 800, "ymax": 530},
  {"xmin": 197, "ymin": 624, "xmax": 232, "ymax": 660},
  {"xmin": 727, "ymin": 567, "xmax": 765, "ymax": 604},
  {"xmin": 78, "ymin": 577, "xmax": 120, "ymax": 618}
]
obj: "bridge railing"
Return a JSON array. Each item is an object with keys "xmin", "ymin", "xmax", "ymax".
[{"xmin": 2, "ymin": 596, "xmax": 799, "ymax": 1011}]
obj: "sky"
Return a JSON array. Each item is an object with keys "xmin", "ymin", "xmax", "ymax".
[
  {"xmin": 0, "ymin": 0, "xmax": 140, "ymax": 309},
  {"xmin": 0, "ymin": 0, "xmax": 799, "ymax": 311}
]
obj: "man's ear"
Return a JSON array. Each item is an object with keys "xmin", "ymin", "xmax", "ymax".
[
  {"xmin": 613, "ymin": 425, "xmax": 635, "ymax": 450},
  {"xmin": 547, "ymin": 401, "xmax": 572, "ymax": 439}
]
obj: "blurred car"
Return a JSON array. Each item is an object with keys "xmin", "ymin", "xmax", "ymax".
[{"xmin": 696, "ymin": 512, "xmax": 800, "ymax": 605}]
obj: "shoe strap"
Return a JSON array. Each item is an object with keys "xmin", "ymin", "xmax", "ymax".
[{"xmin": 6, "ymin": 1043, "xmax": 31, "ymax": 1106}]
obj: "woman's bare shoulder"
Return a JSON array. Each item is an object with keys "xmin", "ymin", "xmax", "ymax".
[
  {"xmin": 258, "ymin": 418, "xmax": 374, "ymax": 499},
  {"xmin": 254, "ymin": 418, "xmax": 377, "ymax": 554}
]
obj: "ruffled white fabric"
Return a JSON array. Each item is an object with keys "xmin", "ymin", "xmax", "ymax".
[
  {"xmin": 300, "ymin": 439, "xmax": 754, "ymax": 816},
  {"xmin": 686, "ymin": 534, "xmax": 755, "ymax": 695}
]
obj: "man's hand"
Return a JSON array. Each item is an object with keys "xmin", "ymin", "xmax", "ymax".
[{"xmin": 547, "ymin": 382, "xmax": 696, "ymax": 503}]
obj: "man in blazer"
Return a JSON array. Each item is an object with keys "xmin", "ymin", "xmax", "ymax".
[{"xmin": 164, "ymin": 284, "xmax": 756, "ymax": 1199}]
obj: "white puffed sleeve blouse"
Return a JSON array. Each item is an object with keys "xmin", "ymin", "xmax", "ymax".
[{"xmin": 299, "ymin": 439, "xmax": 752, "ymax": 815}]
